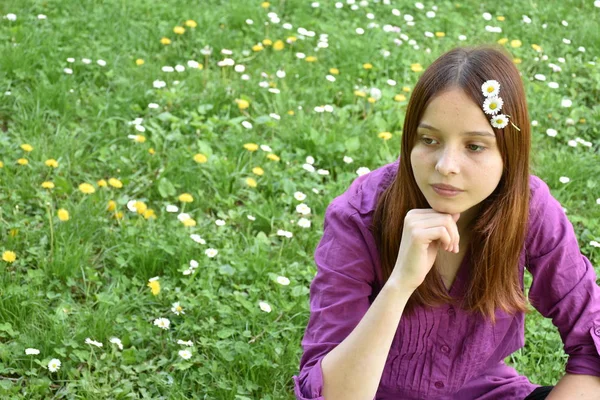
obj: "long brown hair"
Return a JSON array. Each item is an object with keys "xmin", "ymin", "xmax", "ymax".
[{"xmin": 371, "ymin": 45, "xmax": 532, "ymax": 324}]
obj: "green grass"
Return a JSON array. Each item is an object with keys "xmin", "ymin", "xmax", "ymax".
[{"xmin": 0, "ymin": 0, "xmax": 599, "ymax": 398}]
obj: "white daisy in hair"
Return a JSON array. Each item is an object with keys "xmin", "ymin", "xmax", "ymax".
[
  {"xmin": 481, "ymin": 80, "xmax": 500, "ymax": 97},
  {"xmin": 490, "ymin": 114, "xmax": 509, "ymax": 129},
  {"xmin": 483, "ymin": 96, "xmax": 503, "ymax": 115}
]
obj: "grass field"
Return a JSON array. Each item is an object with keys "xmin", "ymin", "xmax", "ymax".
[{"xmin": 1, "ymin": 0, "xmax": 600, "ymax": 398}]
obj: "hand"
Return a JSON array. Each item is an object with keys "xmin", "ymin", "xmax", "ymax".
[{"xmin": 389, "ymin": 209, "xmax": 461, "ymax": 291}]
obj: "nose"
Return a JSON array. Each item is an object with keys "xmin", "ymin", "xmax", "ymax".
[{"xmin": 435, "ymin": 147, "xmax": 460, "ymax": 175}]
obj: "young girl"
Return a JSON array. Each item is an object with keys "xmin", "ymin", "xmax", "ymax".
[{"xmin": 292, "ymin": 45, "xmax": 600, "ymax": 400}]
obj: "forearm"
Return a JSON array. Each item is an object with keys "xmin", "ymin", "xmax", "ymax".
[
  {"xmin": 546, "ymin": 373, "xmax": 600, "ymax": 400},
  {"xmin": 321, "ymin": 281, "xmax": 414, "ymax": 400}
]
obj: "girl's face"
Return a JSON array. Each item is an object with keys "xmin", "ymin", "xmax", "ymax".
[{"xmin": 410, "ymin": 87, "xmax": 504, "ymax": 226}]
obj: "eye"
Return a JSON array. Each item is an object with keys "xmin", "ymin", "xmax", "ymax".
[
  {"xmin": 418, "ymin": 136, "xmax": 487, "ymax": 153},
  {"xmin": 466, "ymin": 144, "xmax": 486, "ymax": 152}
]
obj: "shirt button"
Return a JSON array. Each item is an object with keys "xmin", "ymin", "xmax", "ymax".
[
  {"xmin": 435, "ymin": 381, "xmax": 445, "ymax": 389},
  {"xmin": 594, "ymin": 327, "xmax": 600, "ymax": 336},
  {"xmin": 441, "ymin": 345, "xmax": 450, "ymax": 353}
]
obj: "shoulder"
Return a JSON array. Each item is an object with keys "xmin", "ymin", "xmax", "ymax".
[{"xmin": 327, "ymin": 159, "xmax": 399, "ymax": 217}]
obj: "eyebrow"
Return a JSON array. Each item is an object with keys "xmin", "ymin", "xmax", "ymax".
[{"xmin": 418, "ymin": 122, "xmax": 496, "ymax": 138}]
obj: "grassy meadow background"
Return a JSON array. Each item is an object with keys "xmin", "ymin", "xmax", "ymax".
[{"xmin": 1, "ymin": 0, "xmax": 600, "ymax": 398}]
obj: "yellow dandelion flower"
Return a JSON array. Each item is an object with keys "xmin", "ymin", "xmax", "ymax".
[
  {"xmin": 243, "ymin": 143, "xmax": 259, "ymax": 152},
  {"xmin": 185, "ymin": 20, "xmax": 197, "ymax": 28},
  {"xmin": 173, "ymin": 26, "xmax": 185, "ymax": 35},
  {"xmin": 411, "ymin": 63, "xmax": 423, "ymax": 72},
  {"xmin": 367, "ymin": 97, "xmax": 376, "ymax": 103},
  {"xmin": 235, "ymin": 99, "xmax": 250, "ymax": 110},
  {"xmin": 378, "ymin": 132, "xmax": 392, "ymax": 140},
  {"xmin": 261, "ymin": 1, "xmax": 270, "ymax": 8},
  {"xmin": 21, "ymin": 144, "xmax": 33, "ymax": 152},
  {"xmin": 57, "ymin": 209, "xmax": 70, "ymax": 221},
  {"xmin": 262, "ymin": 39, "xmax": 273, "ymax": 46},
  {"xmin": 17, "ymin": 158, "xmax": 28, "ymax": 165},
  {"xmin": 579, "ymin": 118, "xmax": 586, "ymax": 124},
  {"xmin": 108, "ymin": 178, "xmax": 123, "ymax": 188},
  {"xmin": 136, "ymin": 59, "xmax": 145, "ymax": 66},
  {"xmin": 273, "ymin": 40, "xmax": 285, "ymax": 50},
  {"xmin": 2, "ymin": 251, "xmax": 16, "ymax": 263},
  {"xmin": 513, "ymin": 58, "xmax": 522, "ymax": 64},
  {"xmin": 394, "ymin": 94, "xmax": 407, "ymax": 102},
  {"xmin": 510, "ymin": 40, "xmax": 522, "ymax": 48},
  {"xmin": 78, "ymin": 183, "xmax": 95, "ymax": 194},
  {"xmin": 286, "ymin": 36, "xmax": 297, "ymax": 43},
  {"xmin": 134, "ymin": 201, "xmax": 147, "ymax": 214},
  {"xmin": 143, "ymin": 209, "xmax": 156, "ymax": 219},
  {"xmin": 403, "ymin": 86, "xmax": 411, "ymax": 92},
  {"xmin": 305, "ymin": 56, "xmax": 317, "ymax": 62},
  {"xmin": 435, "ymin": 31, "xmax": 445, "ymax": 37},
  {"xmin": 354, "ymin": 90, "xmax": 367, "ymax": 97},
  {"xmin": 531, "ymin": 44, "xmax": 542, "ymax": 52},
  {"xmin": 97, "ymin": 179, "xmax": 107, "ymax": 187},
  {"xmin": 147, "ymin": 280, "xmax": 160, "ymax": 295},
  {"xmin": 160, "ymin": 37, "xmax": 172, "ymax": 45},
  {"xmin": 497, "ymin": 38, "xmax": 509, "ymax": 45},
  {"xmin": 114, "ymin": 211, "xmax": 124, "ymax": 220},
  {"xmin": 0, "ymin": 161, "xmax": 4, "ymax": 168},
  {"xmin": 182, "ymin": 218, "xmax": 196, "ymax": 227},
  {"xmin": 149, "ymin": 148, "xmax": 155, "ymax": 155},
  {"xmin": 329, "ymin": 68, "xmax": 339, "ymax": 75},
  {"xmin": 107, "ymin": 200, "xmax": 117, "ymax": 212},
  {"xmin": 133, "ymin": 135, "xmax": 146, "ymax": 143},
  {"xmin": 194, "ymin": 153, "xmax": 208, "ymax": 163},
  {"xmin": 252, "ymin": 43, "xmax": 264, "ymax": 52},
  {"xmin": 363, "ymin": 63, "xmax": 373, "ymax": 70},
  {"xmin": 45, "ymin": 159, "xmax": 58, "ymax": 168},
  {"xmin": 252, "ymin": 167, "xmax": 264, "ymax": 176},
  {"xmin": 497, "ymin": 16, "xmax": 505, "ymax": 21},
  {"xmin": 267, "ymin": 153, "xmax": 280, "ymax": 162},
  {"xmin": 287, "ymin": 110, "xmax": 295, "ymax": 115},
  {"xmin": 9, "ymin": 229, "xmax": 18, "ymax": 237},
  {"xmin": 179, "ymin": 193, "xmax": 194, "ymax": 203},
  {"xmin": 246, "ymin": 177, "xmax": 257, "ymax": 188},
  {"xmin": 41, "ymin": 181, "xmax": 55, "ymax": 189}
]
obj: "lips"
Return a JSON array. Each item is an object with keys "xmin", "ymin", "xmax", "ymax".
[{"xmin": 431, "ymin": 184, "xmax": 463, "ymax": 192}]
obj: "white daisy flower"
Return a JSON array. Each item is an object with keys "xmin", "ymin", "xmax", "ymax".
[
  {"xmin": 317, "ymin": 169, "xmax": 330, "ymax": 176},
  {"xmin": 64, "ymin": 68, "xmax": 73, "ymax": 75},
  {"xmin": 178, "ymin": 349, "xmax": 192, "ymax": 360},
  {"xmin": 171, "ymin": 302, "xmax": 185, "ymax": 315},
  {"xmin": 183, "ymin": 269, "xmax": 193, "ymax": 275},
  {"xmin": 85, "ymin": 338, "xmax": 103, "ymax": 348},
  {"xmin": 242, "ymin": 121, "xmax": 253, "ymax": 129},
  {"xmin": 276, "ymin": 276, "xmax": 290, "ymax": 285},
  {"xmin": 482, "ymin": 96, "xmax": 503, "ymax": 115},
  {"xmin": 82, "ymin": 58, "xmax": 91, "ymax": 64},
  {"xmin": 48, "ymin": 358, "xmax": 61, "ymax": 372},
  {"xmin": 534, "ymin": 74, "xmax": 546, "ymax": 81},
  {"xmin": 559, "ymin": 176, "xmax": 570, "ymax": 184},
  {"xmin": 190, "ymin": 234, "xmax": 205, "ymax": 244},
  {"xmin": 215, "ymin": 219, "xmax": 226, "ymax": 226},
  {"xmin": 303, "ymin": 164, "xmax": 316, "ymax": 173},
  {"xmin": 561, "ymin": 99, "xmax": 572, "ymax": 107},
  {"xmin": 546, "ymin": 129, "xmax": 557, "ymax": 137},
  {"xmin": 296, "ymin": 204, "xmax": 311, "ymax": 215},
  {"xmin": 127, "ymin": 200, "xmax": 138, "ymax": 212},
  {"xmin": 166, "ymin": 205, "xmax": 179, "ymax": 213},
  {"xmin": 277, "ymin": 229, "xmax": 293, "ymax": 238},
  {"xmin": 590, "ymin": 241, "xmax": 600, "ymax": 248},
  {"xmin": 153, "ymin": 318, "xmax": 170, "ymax": 330},
  {"xmin": 149, "ymin": 276, "xmax": 159, "ymax": 282},
  {"xmin": 481, "ymin": 80, "xmax": 500, "ymax": 97},
  {"xmin": 294, "ymin": 191, "xmax": 307, "ymax": 201},
  {"xmin": 153, "ymin": 80, "xmax": 166, "ymax": 89},
  {"xmin": 38, "ymin": 14, "xmax": 47, "ymax": 19},
  {"xmin": 205, "ymin": 248, "xmax": 218, "ymax": 258},
  {"xmin": 97, "ymin": 60, "xmax": 107, "ymax": 67},
  {"xmin": 25, "ymin": 348, "xmax": 40, "ymax": 355},
  {"xmin": 177, "ymin": 339, "xmax": 194, "ymax": 346},
  {"xmin": 109, "ymin": 337, "xmax": 123, "ymax": 350},
  {"xmin": 298, "ymin": 218, "xmax": 311, "ymax": 228},
  {"xmin": 247, "ymin": 215, "xmax": 256, "ymax": 221},
  {"xmin": 177, "ymin": 213, "xmax": 191, "ymax": 221},
  {"xmin": 148, "ymin": 103, "xmax": 159, "ymax": 109},
  {"xmin": 490, "ymin": 115, "xmax": 509, "ymax": 129},
  {"xmin": 259, "ymin": 301, "xmax": 272, "ymax": 313},
  {"xmin": 356, "ymin": 167, "xmax": 370, "ymax": 176},
  {"xmin": 343, "ymin": 156, "xmax": 354, "ymax": 164},
  {"xmin": 260, "ymin": 144, "xmax": 273, "ymax": 152},
  {"xmin": 175, "ymin": 65, "xmax": 185, "ymax": 72}
]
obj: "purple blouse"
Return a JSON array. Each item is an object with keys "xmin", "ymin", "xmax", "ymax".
[{"xmin": 293, "ymin": 159, "xmax": 600, "ymax": 399}]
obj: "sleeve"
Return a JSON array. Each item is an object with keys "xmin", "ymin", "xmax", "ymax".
[
  {"xmin": 292, "ymin": 200, "xmax": 377, "ymax": 399},
  {"xmin": 525, "ymin": 177, "xmax": 600, "ymax": 376}
]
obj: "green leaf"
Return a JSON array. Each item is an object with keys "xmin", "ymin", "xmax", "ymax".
[
  {"xmin": 157, "ymin": 177, "xmax": 176, "ymax": 198},
  {"xmin": 217, "ymin": 328, "xmax": 236, "ymax": 339},
  {"xmin": 344, "ymin": 136, "xmax": 360, "ymax": 152}
]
